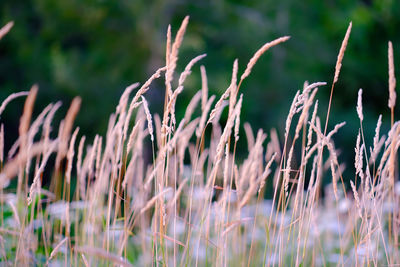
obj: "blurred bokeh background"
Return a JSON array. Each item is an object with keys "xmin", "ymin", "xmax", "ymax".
[{"xmin": 0, "ymin": 0, "xmax": 400, "ymax": 180}]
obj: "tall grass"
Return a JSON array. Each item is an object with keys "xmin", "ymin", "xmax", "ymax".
[{"xmin": 0, "ymin": 17, "xmax": 399, "ymax": 266}]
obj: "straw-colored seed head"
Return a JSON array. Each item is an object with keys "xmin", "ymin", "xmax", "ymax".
[
  {"xmin": 66, "ymin": 127, "xmax": 80, "ymax": 184},
  {"xmin": 166, "ymin": 24, "xmax": 171, "ymax": 67},
  {"xmin": 62, "ymin": 97, "xmax": 82, "ymax": 143},
  {"xmin": 56, "ymin": 97, "xmax": 81, "ymax": 169},
  {"xmin": 0, "ymin": 91, "xmax": 29, "ymax": 117},
  {"xmin": 165, "ymin": 16, "xmax": 190, "ymax": 99},
  {"xmin": 333, "ymin": 22, "xmax": 352, "ymax": 84},
  {"xmin": 330, "ymin": 160, "xmax": 338, "ymax": 201},
  {"xmin": 240, "ymin": 36, "xmax": 290, "ymax": 82},
  {"xmin": 200, "ymin": 65, "xmax": 208, "ymax": 111},
  {"xmin": 19, "ymin": 85, "xmax": 38, "ymax": 151},
  {"xmin": 0, "ymin": 124, "xmax": 3, "ymax": 163},
  {"xmin": 356, "ymin": 88, "xmax": 363, "ymax": 122},
  {"xmin": 388, "ymin": 41, "xmax": 396, "ymax": 108},
  {"xmin": 350, "ymin": 180, "xmax": 362, "ymax": 219},
  {"xmin": 0, "ymin": 21, "xmax": 14, "ymax": 40},
  {"xmin": 141, "ymin": 96, "xmax": 154, "ymax": 142}
]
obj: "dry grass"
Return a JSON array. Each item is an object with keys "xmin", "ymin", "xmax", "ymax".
[{"xmin": 0, "ymin": 18, "xmax": 399, "ymax": 267}]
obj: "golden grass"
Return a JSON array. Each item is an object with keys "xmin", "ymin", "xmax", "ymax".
[{"xmin": 0, "ymin": 17, "xmax": 398, "ymax": 267}]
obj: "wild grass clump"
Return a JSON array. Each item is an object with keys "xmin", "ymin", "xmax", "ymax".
[{"xmin": 0, "ymin": 17, "xmax": 399, "ymax": 266}]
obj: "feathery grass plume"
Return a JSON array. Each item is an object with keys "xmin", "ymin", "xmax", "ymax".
[
  {"xmin": 126, "ymin": 119, "xmax": 142, "ymax": 153},
  {"xmin": 358, "ymin": 144, "xmax": 365, "ymax": 182},
  {"xmin": 350, "ymin": 180, "xmax": 362, "ymax": 219},
  {"xmin": 330, "ymin": 160, "xmax": 338, "ymax": 201},
  {"xmin": 306, "ymin": 120, "xmax": 345, "ymax": 169},
  {"xmin": 375, "ymin": 123, "xmax": 400, "ymax": 178},
  {"xmin": 355, "ymin": 131, "xmax": 363, "ymax": 176},
  {"xmin": 240, "ymin": 36, "xmax": 290, "ymax": 82},
  {"xmin": 284, "ymin": 146, "xmax": 294, "ymax": 197},
  {"xmin": 208, "ymin": 89, "xmax": 229, "ymax": 125},
  {"xmin": 370, "ymin": 115, "xmax": 383, "ymax": 164},
  {"xmin": 0, "ymin": 140, "xmax": 58, "ymax": 188},
  {"xmin": 7, "ymin": 141, "xmax": 19, "ymax": 161},
  {"xmin": 141, "ymin": 96, "xmax": 154, "ymax": 142},
  {"xmin": 116, "ymin": 82, "xmax": 139, "ymax": 115},
  {"xmin": 83, "ymin": 138, "xmax": 98, "ymax": 191},
  {"xmin": 200, "ymin": 65, "xmax": 208, "ymax": 111},
  {"xmin": 232, "ymin": 61, "xmax": 241, "ymax": 140},
  {"xmin": 56, "ymin": 97, "xmax": 81, "ymax": 169},
  {"xmin": 301, "ymin": 81, "xmax": 326, "ymax": 97},
  {"xmin": 166, "ymin": 85, "xmax": 184, "ymax": 128},
  {"xmin": 125, "ymin": 67, "xmax": 166, "ymax": 136},
  {"xmin": 153, "ymin": 113, "xmax": 162, "ymax": 149},
  {"xmin": 307, "ymin": 101, "xmax": 318, "ymax": 150},
  {"xmin": 0, "ymin": 21, "xmax": 13, "ymax": 40},
  {"xmin": 77, "ymin": 135, "xmax": 86, "ymax": 197},
  {"xmin": 66, "ymin": 128, "xmax": 79, "ymax": 184},
  {"xmin": 357, "ymin": 88, "xmax": 364, "ymax": 122},
  {"xmin": 43, "ymin": 101, "xmax": 62, "ymax": 145},
  {"xmin": 95, "ymin": 136, "xmax": 102, "ymax": 178},
  {"xmin": 229, "ymin": 59, "xmax": 239, "ymax": 113},
  {"xmin": 294, "ymin": 86, "xmax": 320, "ymax": 140},
  {"xmin": 184, "ymin": 91, "xmax": 201, "ymax": 123},
  {"xmin": 258, "ymin": 152, "xmax": 276, "ymax": 193},
  {"xmin": 285, "ymin": 90, "xmax": 300, "ymax": 138},
  {"xmin": 196, "ymin": 95, "xmax": 215, "ymax": 137},
  {"xmin": 177, "ymin": 118, "xmax": 199, "ymax": 172},
  {"xmin": 214, "ymin": 94, "xmax": 243, "ymax": 165},
  {"xmin": 388, "ymin": 124, "xmax": 400, "ymax": 186},
  {"xmin": 388, "ymin": 41, "xmax": 396, "ymax": 109},
  {"xmin": 208, "ymin": 60, "xmax": 239, "ymax": 125},
  {"xmin": 0, "ymin": 124, "xmax": 3, "ymax": 164},
  {"xmin": 316, "ymin": 135, "xmax": 341, "ymax": 200},
  {"xmin": 133, "ymin": 67, "xmax": 167, "ymax": 107},
  {"xmin": 309, "ymin": 121, "xmax": 346, "ymax": 147},
  {"xmin": 166, "ymin": 24, "xmax": 171, "ymax": 66},
  {"xmin": 384, "ymin": 121, "xmax": 400, "ymax": 148},
  {"xmin": 86, "ymin": 136, "xmax": 98, "ymax": 179},
  {"xmin": 25, "ymin": 104, "xmax": 54, "ymax": 176},
  {"xmin": 333, "ymin": 22, "xmax": 352, "ymax": 84},
  {"xmin": 234, "ymin": 102, "xmax": 241, "ymax": 142},
  {"xmin": 166, "ymin": 54, "xmax": 205, "ymax": 128},
  {"xmin": 266, "ymin": 128, "xmax": 281, "ymax": 163},
  {"xmin": 0, "ymin": 91, "xmax": 29, "ymax": 116},
  {"xmin": 165, "ymin": 16, "xmax": 189, "ymax": 99},
  {"xmin": 178, "ymin": 54, "xmax": 207, "ymax": 86},
  {"xmin": 223, "ymin": 143, "xmax": 230, "ymax": 190},
  {"xmin": 326, "ymin": 121, "xmax": 346, "ymax": 140},
  {"xmin": 239, "ymin": 130, "xmax": 266, "ymax": 207},
  {"xmin": 373, "ymin": 115, "xmax": 382, "ymax": 151},
  {"xmin": 244, "ymin": 122, "xmax": 255, "ymax": 152},
  {"xmin": 370, "ymin": 136, "xmax": 385, "ymax": 166},
  {"xmin": 27, "ymin": 140, "xmax": 59, "ymax": 204},
  {"xmin": 115, "ymin": 83, "xmax": 139, "ymax": 152},
  {"xmin": 19, "ymin": 85, "xmax": 38, "ymax": 152}
]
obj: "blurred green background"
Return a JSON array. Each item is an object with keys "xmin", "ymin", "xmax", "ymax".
[{"xmin": 0, "ymin": 0, "xmax": 399, "ymax": 179}]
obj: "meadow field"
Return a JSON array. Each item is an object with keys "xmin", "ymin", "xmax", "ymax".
[{"xmin": 0, "ymin": 17, "xmax": 399, "ymax": 266}]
